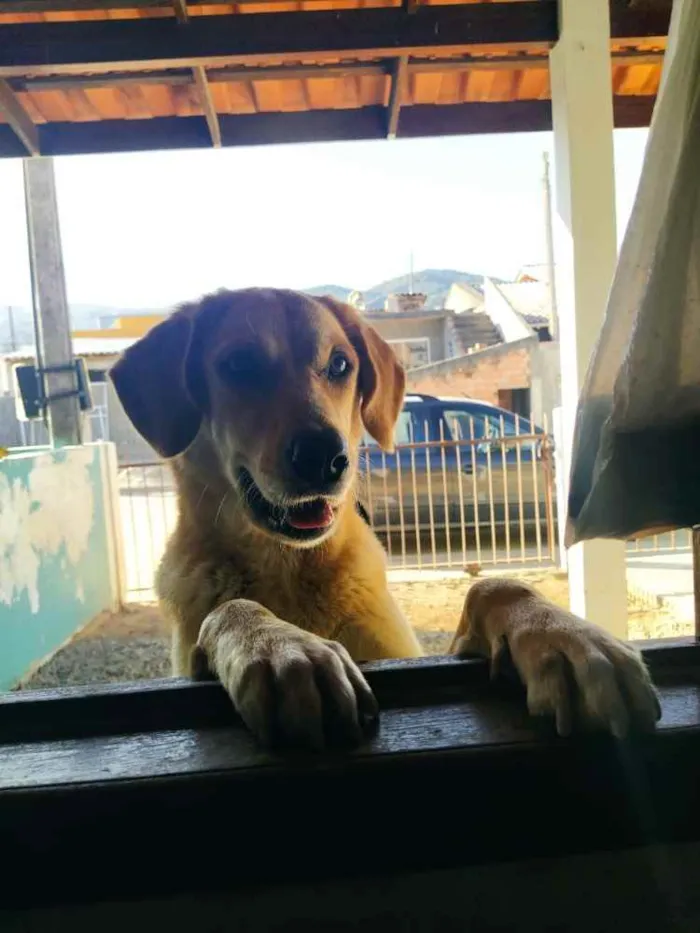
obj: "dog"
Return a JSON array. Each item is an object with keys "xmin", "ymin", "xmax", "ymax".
[{"xmin": 110, "ymin": 288, "xmax": 661, "ymax": 749}]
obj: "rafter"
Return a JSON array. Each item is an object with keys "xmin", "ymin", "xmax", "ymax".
[
  {"xmin": 192, "ymin": 64, "xmax": 221, "ymax": 147},
  {"xmin": 172, "ymin": 0, "xmax": 188, "ymax": 21},
  {"xmin": 0, "ymin": 78, "xmax": 39, "ymax": 154},
  {"xmin": 387, "ymin": 55, "xmax": 408, "ymax": 140}
]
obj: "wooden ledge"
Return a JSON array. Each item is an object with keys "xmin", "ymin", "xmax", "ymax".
[{"xmin": 2, "ymin": 639, "xmax": 700, "ymax": 909}]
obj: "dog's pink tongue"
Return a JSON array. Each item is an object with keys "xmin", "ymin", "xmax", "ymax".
[{"xmin": 286, "ymin": 500, "xmax": 334, "ymax": 530}]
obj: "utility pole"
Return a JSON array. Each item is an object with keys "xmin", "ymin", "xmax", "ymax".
[
  {"xmin": 542, "ymin": 151, "xmax": 560, "ymax": 341},
  {"xmin": 7, "ymin": 305, "xmax": 17, "ymax": 351},
  {"xmin": 23, "ymin": 157, "xmax": 82, "ymax": 447}
]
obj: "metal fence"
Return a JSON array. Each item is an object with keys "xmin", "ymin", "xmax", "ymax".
[
  {"xmin": 117, "ymin": 430, "xmax": 559, "ymax": 599},
  {"xmin": 117, "ymin": 431, "xmax": 692, "ymax": 601}
]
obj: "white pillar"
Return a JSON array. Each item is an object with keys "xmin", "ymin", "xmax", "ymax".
[{"xmin": 549, "ymin": 0, "xmax": 628, "ymax": 637}]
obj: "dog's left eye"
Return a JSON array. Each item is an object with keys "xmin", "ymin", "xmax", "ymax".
[{"xmin": 327, "ymin": 351, "xmax": 351, "ymax": 381}]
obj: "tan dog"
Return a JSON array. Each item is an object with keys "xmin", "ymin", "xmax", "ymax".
[{"xmin": 110, "ymin": 288, "xmax": 661, "ymax": 749}]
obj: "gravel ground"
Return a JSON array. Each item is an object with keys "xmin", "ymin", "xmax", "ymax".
[
  {"xmin": 16, "ymin": 572, "xmax": 688, "ymax": 691},
  {"xmin": 19, "ymin": 630, "xmax": 452, "ymax": 690}
]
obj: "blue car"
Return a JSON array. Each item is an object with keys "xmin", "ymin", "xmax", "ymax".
[{"xmin": 358, "ymin": 394, "xmax": 553, "ymax": 537}]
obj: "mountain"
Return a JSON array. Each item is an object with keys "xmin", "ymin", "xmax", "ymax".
[
  {"xmin": 0, "ymin": 269, "xmax": 503, "ymax": 351},
  {"xmin": 304, "ymin": 268, "xmax": 503, "ymax": 311},
  {"xmin": 304, "ymin": 284, "xmax": 351, "ymax": 303}
]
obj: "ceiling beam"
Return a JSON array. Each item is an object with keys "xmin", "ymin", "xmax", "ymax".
[
  {"xmin": 9, "ymin": 49, "xmax": 664, "ymax": 93},
  {"xmin": 0, "ymin": 77, "xmax": 39, "ymax": 154},
  {"xmin": 0, "ymin": 4, "xmax": 559, "ymax": 77},
  {"xmin": 0, "ymin": 3, "xmax": 670, "ymax": 78},
  {"xmin": 387, "ymin": 55, "xmax": 408, "ymax": 139},
  {"xmin": 0, "ymin": 96, "xmax": 656, "ymax": 159},
  {"xmin": 192, "ymin": 64, "xmax": 221, "ymax": 147}
]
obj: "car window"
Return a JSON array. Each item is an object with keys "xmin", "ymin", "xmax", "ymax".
[{"xmin": 444, "ymin": 409, "xmax": 520, "ymax": 440}]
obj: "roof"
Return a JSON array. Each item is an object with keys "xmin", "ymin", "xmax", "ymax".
[
  {"xmin": 3, "ymin": 337, "xmax": 134, "ymax": 362},
  {"xmin": 516, "ymin": 263, "xmax": 550, "ymax": 285},
  {"xmin": 0, "ymin": 1, "xmax": 670, "ymax": 158},
  {"xmin": 496, "ymin": 280, "xmax": 551, "ymax": 327}
]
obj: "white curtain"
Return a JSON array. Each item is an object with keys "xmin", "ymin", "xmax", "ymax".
[{"xmin": 566, "ymin": 0, "xmax": 700, "ymax": 545}]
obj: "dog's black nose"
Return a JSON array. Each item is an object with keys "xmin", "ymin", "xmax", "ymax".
[{"xmin": 288, "ymin": 428, "xmax": 349, "ymax": 488}]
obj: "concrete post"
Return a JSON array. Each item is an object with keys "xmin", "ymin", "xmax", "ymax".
[
  {"xmin": 549, "ymin": 0, "xmax": 628, "ymax": 636},
  {"xmin": 24, "ymin": 157, "xmax": 82, "ymax": 448}
]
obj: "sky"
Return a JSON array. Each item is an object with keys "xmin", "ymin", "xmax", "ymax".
[{"xmin": 0, "ymin": 128, "xmax": 649, "ymax": 310}]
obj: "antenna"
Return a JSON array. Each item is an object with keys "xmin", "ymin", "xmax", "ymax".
[{"xmin": 408, "ymin": 249, "xmax": 414, "ymax": 294}]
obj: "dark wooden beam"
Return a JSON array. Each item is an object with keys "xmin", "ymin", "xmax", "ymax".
[
  {"xmin": 0, "ymin": 642, "xmax": 699, "ymax": 911},
  {"xmin": 192, "ymin": 63, "xmax": 221, "ymax": 147},
  {"xmin": 387, "ymin": 54, "xmax": 408, "ymax": 139},
  {"xmin": 0, "ymin": 96, "xmax": 656, "ymax": 159},
  {"xmin": 9, "ymin": 50, "xmax": 664, "ymax": 93},
  {"xmin": 609, "ymin": 0, "xmax": 672, "ymax": 41},
  {"xmin": 0, "ymin": 4, "xmax": 560, "ymax": 77},
  {"xmin": 0, "ymin": 77, "xmax": 39, "ymax": 154}
]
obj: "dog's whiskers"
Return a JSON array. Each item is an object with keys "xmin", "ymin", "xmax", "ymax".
[
  {"xmin": 195, "ymin": 484, "xmax": 210, "ymax": 513},
  {"xmin": 214, "ymin": 492, "xmax": 229, "ymax": 527}
]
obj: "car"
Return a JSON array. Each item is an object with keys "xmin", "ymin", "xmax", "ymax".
[{"xmin": 358, "ymin": 394, "xmax": 554, "ymax": 542}]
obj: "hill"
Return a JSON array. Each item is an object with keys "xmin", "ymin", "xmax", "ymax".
[
  {"xmin": 304, "ymin": 268, "xmax": 501, "ymax": 311},
  {"xmin": 0, "ymin": 269, "xmax": 503, "ymax": 351}
]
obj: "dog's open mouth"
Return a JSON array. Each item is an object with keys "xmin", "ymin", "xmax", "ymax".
[{"xmin": 237, "ymin": 468, "xmax": 336, "ymax": 541}]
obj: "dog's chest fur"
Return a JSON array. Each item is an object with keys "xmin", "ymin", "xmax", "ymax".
[{"xmin": 157, "ymin": 527, "xmax": 383, "ymax": 644}]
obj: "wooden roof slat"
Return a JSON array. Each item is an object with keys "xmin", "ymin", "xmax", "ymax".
[{"xmin": 6, "ymin": 49, "xmax": 665, "ymax": 94}]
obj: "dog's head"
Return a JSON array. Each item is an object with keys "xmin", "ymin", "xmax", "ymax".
[{"xmin": 110, "ymin": 288, "xmax": 405, "ymax": 546}]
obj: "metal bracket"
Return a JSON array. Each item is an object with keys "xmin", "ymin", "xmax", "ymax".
[{"xmin": 13, "ymin": 358, "xmax": 93, "ymax": 421}]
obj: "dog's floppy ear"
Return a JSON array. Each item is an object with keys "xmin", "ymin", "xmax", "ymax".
[
  {"xmin": 109, "ymin": 306, "xmax": 202, "ymax": 459},
  {"xmin": 319, "ymin": 297, "xmax": 406, "ymax": 451}
]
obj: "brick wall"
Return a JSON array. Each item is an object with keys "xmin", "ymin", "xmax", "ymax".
[{"xmin": 407, "ymin": 343, "xmax": 531, "ymax": 406}]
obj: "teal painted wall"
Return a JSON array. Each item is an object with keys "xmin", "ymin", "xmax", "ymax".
[{"xmin": 0, "ymin": 444, "xmax": 117, "ymax": 690}]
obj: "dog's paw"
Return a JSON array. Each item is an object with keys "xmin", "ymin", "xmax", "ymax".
[
  {"xmin": 222, "ymin": 629, "xmax": 379, "ymax": 750},
  {"xmin": 458, "ymin": 613, "xmax": 662, "ymax": 738}
]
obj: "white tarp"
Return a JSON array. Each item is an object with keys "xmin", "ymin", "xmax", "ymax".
[{"xmin": 566, "ymin": 0, "xmax": 700, "ymax": 545}]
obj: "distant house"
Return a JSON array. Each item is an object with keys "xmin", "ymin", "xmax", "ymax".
[
  {"xmin": 366, "ymin": 286, "xmax": 501, "ymax": 373},
  {"xmin": 407, "ymin": 275, "xmax": 561, "ymax": 426},
  {"xmin": 0, "ymin": 313, "xmax": 166, "ymax": 458}
]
